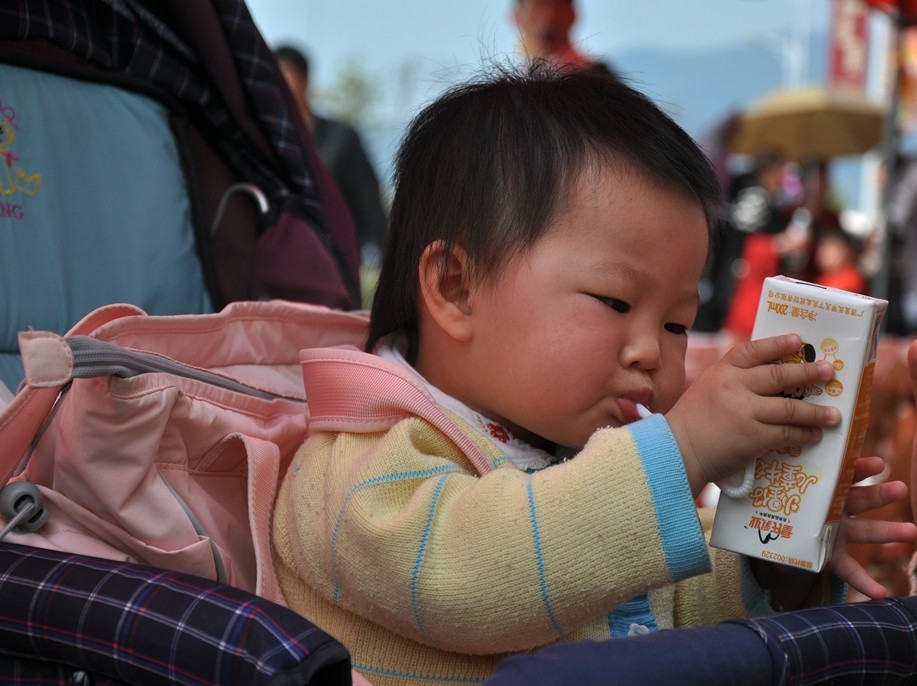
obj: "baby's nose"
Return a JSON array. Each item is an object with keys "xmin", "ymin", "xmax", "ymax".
[{"xmin": 623, "ymin": 334, "xmax": 661, "ymax": 370}]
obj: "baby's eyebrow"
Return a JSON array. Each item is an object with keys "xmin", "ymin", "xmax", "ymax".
[
  {"xmin": 587, "ymin": 260, "xmax": 645, "ymax": 283},
  {"xmin": 585, "ymin": 260, "xmax": 698, "ymax": 306}
]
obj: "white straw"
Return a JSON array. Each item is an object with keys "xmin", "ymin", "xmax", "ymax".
[{"xmin": 716, "ymin": 463, "xmax": 756, "ymax": 499}]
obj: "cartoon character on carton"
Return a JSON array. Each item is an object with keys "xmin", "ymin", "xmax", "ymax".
[{"xmin": 775, "ymin": 342, "xmax": 824, "ymax": 401}]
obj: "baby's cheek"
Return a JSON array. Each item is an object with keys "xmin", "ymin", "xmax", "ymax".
[{"xmin": 656, "ymin": 371, "xmax": 687, "ymax": 414}]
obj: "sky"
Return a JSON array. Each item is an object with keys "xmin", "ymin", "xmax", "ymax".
[
  {"xmin": 246, "ymin": 0, "xmax": 847, "ymax": 112},
  {"xmin": 247, "ymin": 0, "xmax": 834, "ymax": 69},
  {"xmin": 244, "ymin": 0, "xmax": 893, "ymax": 209}
]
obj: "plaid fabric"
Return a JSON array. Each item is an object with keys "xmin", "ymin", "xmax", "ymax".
[
  {"xmin": 0, "ymin": 543, "xmax": 351, "ymax": 686},
  {"xmin": 736, "ymin": 597, "xmax": 917, "ymax": 685},
  {"xmin": 213, "ymin": 0, "xmax": 318, "ymax": 200},
  {"xmin": 0, "ymin": 0, "xmax": 318, "ymax": 209}
]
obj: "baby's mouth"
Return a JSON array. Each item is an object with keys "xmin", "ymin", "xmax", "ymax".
[
  {"xmin": 617, "ymin": 398, "xmax": 653, "ymax": 425},
  {"xmin": 617, "ymin": 398, "xmax": 641, "ymax": 424}
]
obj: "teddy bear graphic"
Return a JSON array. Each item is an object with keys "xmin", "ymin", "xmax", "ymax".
[{"xmin": 0, "ymin": 108, "xmax": 42, "ymax": 197}]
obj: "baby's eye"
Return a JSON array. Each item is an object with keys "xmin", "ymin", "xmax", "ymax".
[
  {"xmin": 664, "ymin": 322, "xmax": 689, "ymax": 335},
  {"xmin": 597, "ymin": 297, "xmax": 630, "ymax": 313}
]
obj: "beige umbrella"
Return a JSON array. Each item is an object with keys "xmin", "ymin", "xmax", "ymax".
[{"xmin": 731, "ymin": 86, "xmax": 886, "ymax": 162}]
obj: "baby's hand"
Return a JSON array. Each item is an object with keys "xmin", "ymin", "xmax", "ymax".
[
  {"xmin": 826, "ymin": 455, "xmax": 917, "ymax": 600},
  {"xmin": 666, "ymin": 333, "xmax": 840, "ymax": 495}
]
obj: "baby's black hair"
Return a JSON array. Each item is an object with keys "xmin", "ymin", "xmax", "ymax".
[{"xmin": 367, "ymin": 62, "xmax": 722, "ymax": 351}]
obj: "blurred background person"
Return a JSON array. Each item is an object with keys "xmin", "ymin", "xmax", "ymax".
[
  {"xmin": 780, "ymin": 160, "xmax": 845, "ymax": 284},
  {"xmin": 512, "ymin": 0, "xmax": 618, "ymax": 76},
  {"xmin": 275, "ymin": 45, "xmax": 388, "ymax": 272},
  {"xmin": 812, "ymin": 226, "xmax": 867, "ymax": 293},
  {"xmin": 693, "ymin": 113, "xmax": 754, "ymax": 333},
  {"xmin": 721, "ymin": 151, "xmax": 794, "ymax": 340}
]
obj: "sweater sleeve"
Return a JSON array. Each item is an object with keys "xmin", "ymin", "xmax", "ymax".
[{"xmin": 273, "ymin": 413, "xmax": 711, "ymax": 654}]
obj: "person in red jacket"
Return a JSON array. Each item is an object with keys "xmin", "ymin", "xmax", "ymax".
[
  {"xmin": 813, "ymin": 227, "xmax": 867, "ymax": 294},
  {"xmin": 722, "ymin": 152, "xmax": 790, "ymax": 340}
]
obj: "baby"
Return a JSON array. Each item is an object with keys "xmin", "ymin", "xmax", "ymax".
[{"xmin": 272, "ymin": 63, "xmax": 914, "ymax": 686}]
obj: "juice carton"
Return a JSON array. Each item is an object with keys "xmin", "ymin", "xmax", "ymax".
[{"xmin": 709, "ymin": 275, "xmax": 887, "ymax": 572}]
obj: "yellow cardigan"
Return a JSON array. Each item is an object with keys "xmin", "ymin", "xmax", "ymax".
[{"xmin": 273, "ymin": 387, "xmax": 792, "ymax": 686}]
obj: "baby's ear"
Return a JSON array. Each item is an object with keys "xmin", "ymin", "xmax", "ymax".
[{"xmin": 418, "ymin": 240, "xmax": 473, "ymax": 342}]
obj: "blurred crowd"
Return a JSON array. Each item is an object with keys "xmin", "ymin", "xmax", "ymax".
[{"xmin": 695, "ymin": 150, "xmax": 890, "ymax": 339}]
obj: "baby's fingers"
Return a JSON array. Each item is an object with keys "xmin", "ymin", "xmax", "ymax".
[
  {"xmin": 844, "ymin": 479, "xmax": 910, "ymax": 517},
  {"xmin": 755, "ymin": 355, "xmax": 836, "ymax": 398},
  {"xmin": 727, "ymin": 396, "xmax": 837, "ymax": 457},
  {"xmin": 851, "ymin": 455, "xmax": 888, "ymax": 484},
  {"xmin": 726, "ymin": 333, "xmax": 807, "ymax": 369},
  {"xmin": 755, "ymin": 395, "xmax": 841, "ymax": 432},
  {"xmin": 840, "ymin": 516, "xmax": 917, "ymax": 547},
  {"xmin": 830, "ymin": 553, "xmax": 888, "ymax": 601}
]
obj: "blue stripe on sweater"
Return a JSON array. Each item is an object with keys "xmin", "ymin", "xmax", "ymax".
[
  {"xmin": 331, "ymin": 465, "xmax": 463, "ymax": 602},
  {"xmin": 411, "ymin": 474, "xmax": 449, "ymax": 641},
  {"xmin": 607, "ymin": 593, "xmax": 658, "ymax": 637},
  {"xmin": 628, "ymin": 414, "xmax": 711, "ymax": 581},
  {"xmin": 527, "ymin": 477, "xmax": 564, "ymax": 636}
]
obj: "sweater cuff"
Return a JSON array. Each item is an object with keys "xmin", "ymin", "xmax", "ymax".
[{"xmin": 628, "ymin": 414, "xmax": 711, "ymax": 582}]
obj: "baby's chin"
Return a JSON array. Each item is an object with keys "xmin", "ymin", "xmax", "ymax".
[
  {"xmin": 522, "ymin": 411, "xmax": 652, "ymax": 453},
  {"xmin": 547, "ymin": 415, "xmax": 649, "ymax": 453},
  {"xmin": 508, "ymin": 424, "xmax": 581, "ymax": 454},
  {"xmin": 540, "ymin": 429, "xmax": 592, "ymax": 454}
]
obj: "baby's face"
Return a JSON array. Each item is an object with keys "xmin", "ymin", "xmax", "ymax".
[{"xmin": 460, "ymin": 165, "xmax": 709, "ymax": 450}]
